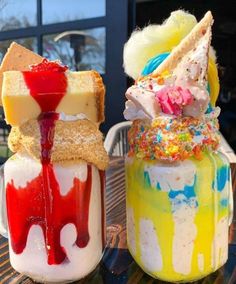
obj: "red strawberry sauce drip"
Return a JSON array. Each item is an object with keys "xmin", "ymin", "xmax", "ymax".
[
  {"xmin": 23, "ymin": 59, "xmax": 68, "ymax": 112},
  {"xmin": 6, "ymin": 59, "xmax": 104, "ymax": 265}
]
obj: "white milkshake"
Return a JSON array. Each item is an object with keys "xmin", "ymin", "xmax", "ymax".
[{"xmin": 4, "ymin": 153, "xmax": 105, "ymax": 283}]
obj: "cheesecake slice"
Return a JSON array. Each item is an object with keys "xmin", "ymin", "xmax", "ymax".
[
  {"xmin": 2, "ymin": 70, "xmax": 105, "ymax": 126},
  {"xmin": 0, "ymin": 42, "xmax": 105, "ymax": 126},
  {"xmin": 0, "ymin": 42, "xmax": 43, "ymax": 105}
]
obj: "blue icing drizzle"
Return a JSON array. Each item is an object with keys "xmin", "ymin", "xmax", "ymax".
[
  {"xmin": 207, "ymin": 83, "xmax": 210, "ymax": 92},
  {"xmin": 168, "ymin": 176, "xmax": 196, "ymax": 199},
  {"xmin": 144, "ymin": 171, "xmax": 151, "ymax": 188},
  {"xmin": 141, "ymin": 52, "xmax": 170, "ymax": 76},
  {"xmin": 195, "ymin": 130, "xmax": 201, "ymax": 136},
  {"xmin": 156, "ymin": 130, "xmax": 162, "ymax": 143},
  {"xmin": 220, "ymin": 198, "xmax": 228, "ymax": 207},
  {"xmin": 204, "ymin": 84, "xmax": 213, "ymax": 114},
  {"xmin": 144, "ymin": 171, "xmax": 161, "ymax": 190},
  {"xmin": 168, "ymin": 176, "xmax": 198, "ymax": 212},
  {"xmin": 216, "ymin": 166, "xmax": 228, "ymax": 192},
  {"xmin": 156, "ymin": 182, "xmax": 162, "ymax": 191},
  {"xmin": 205, "ymin": 103, "xmax": 213, "ymax": 114}
]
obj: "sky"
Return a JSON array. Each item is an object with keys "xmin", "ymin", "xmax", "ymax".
[{"xmin": 0, "ymin": 0, "xmax": 105, "ymax": 27}]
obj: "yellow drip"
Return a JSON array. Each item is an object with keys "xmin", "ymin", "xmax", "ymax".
[
  {"xmin": 126, "ymin": 153, "xmax": 230, "ymax": 282},
  {"xmin": 208, "ymin": 58, "xmax": 220, "ymax": 107},
  {"xmin": 191, "ymin": 154, "xmax": 216, "ymax": 277}
]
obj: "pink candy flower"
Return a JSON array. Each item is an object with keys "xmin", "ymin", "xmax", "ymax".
[{"xmin": 155, "ymin": 86, "xmax": 193, "ymax": 116}]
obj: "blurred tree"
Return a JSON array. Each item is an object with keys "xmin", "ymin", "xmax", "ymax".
[
  {"xmin": 0, "ymin": 1, "xmax": 36, "ymax": 61},
  {"xmin": 44, "ymin": 30, "xmax": 105, "ymax": 72},
  {"xmin": 0, "ymin": 35, "xmax": 36, "ymax": 62},
  {"xmin": 0, "ymin": 15, "xmax": 31, "ymax": 31},
  {"xmin": 0, "ymin": 0, "xmax": 105, "ymax": 73}
]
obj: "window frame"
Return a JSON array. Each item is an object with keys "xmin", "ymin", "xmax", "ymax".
[
  {"xmin": 0, "ymin": 0, "xmax": 135, "ymax": 131},
  {"xmin": 0, "ymin": 0, "xmax": 106, "ymax": 55}
]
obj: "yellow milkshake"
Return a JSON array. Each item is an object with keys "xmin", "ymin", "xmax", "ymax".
[
  {"xmin": 123, "ymin": 10, "xmax": 233, "ymax": 282},
  {"xmin": 126, "ymin": 152, "xmax": 232, "ymax": 282}
]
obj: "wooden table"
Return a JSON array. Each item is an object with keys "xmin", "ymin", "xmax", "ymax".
[{"xmin": 1, "ymin": 157, "xmax": 236, "ymax": 284}]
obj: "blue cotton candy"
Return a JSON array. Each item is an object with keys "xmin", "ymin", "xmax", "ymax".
[{"xmin": 141, "ymin": 52, "xmax": 170, "ymax": 76}]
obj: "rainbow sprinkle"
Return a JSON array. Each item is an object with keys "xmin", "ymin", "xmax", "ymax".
[{"xmin": 128, "ymin": 113, "xmax": 220, "ymax": 162}]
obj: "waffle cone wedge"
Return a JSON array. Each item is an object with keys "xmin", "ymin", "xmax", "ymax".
[{"xmin": 153, "ymin": 11, "xmax": 214, "ymax": 75}]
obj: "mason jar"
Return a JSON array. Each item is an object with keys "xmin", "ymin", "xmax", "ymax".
[
  {"xmin": 0, "ymin": 153, "xmax": 105, "ymax": 283},
  {"xmin": 126, "ymin": 151, "xmax": 233, "ymax": 282}
]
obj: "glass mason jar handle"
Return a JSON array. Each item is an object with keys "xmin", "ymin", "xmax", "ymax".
[
  {"xmin": 229, "ymin": 171, "xmax": 234, "ymax": 226},
  {"xmin": 0, "ymin": 165, "xmax": 8, "ymax": 238}
]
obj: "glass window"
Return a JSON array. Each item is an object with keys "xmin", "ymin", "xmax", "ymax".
[
  {"xmin": 0, "ymin": 38, "xmax": 37, "ymax": 62},
  {"xmin": 43, "ymin": 27, "xmax": 105, "ymax": 74},
  {"xmin": 42, "ymin": 0, "xmax": 105, "ymax": 24},
  {"xmin": 0, "ymin": 0, "xmax": 36, "ymax": 31}
]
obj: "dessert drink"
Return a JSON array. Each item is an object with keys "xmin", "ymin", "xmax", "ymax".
[
  {"xmin": 0, "ymin": 44, "xmax": 108, "ymax": 283},
  {"xmin": 124, "ymin": 11, "xmax": 233, "ymax": 282}
]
